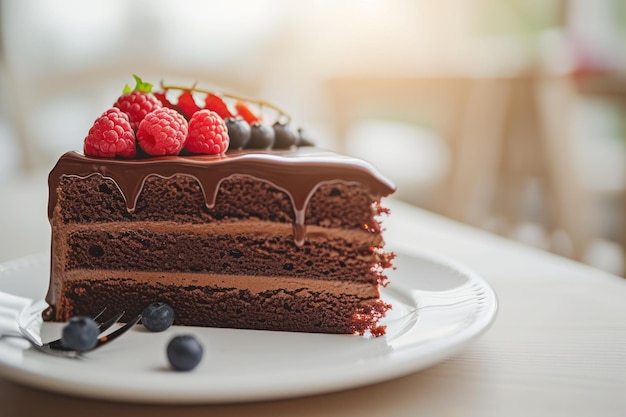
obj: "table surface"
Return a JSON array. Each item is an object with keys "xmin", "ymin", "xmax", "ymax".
[{"xmin": 1, "ymin": 176, "xmax": 626, "ymax": 417}]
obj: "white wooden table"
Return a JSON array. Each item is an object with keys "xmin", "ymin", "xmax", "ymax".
[{"xmin": 1, "ymin": 176, "xmax": 625, "ymax": 417}]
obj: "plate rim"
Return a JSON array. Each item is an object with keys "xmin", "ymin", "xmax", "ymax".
[{"xmin": 0, "ymin": 246, "xmax": 498, "ymax": 404}]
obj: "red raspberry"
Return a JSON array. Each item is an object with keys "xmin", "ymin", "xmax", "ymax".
[
  {"xmin": 84, "ymin": 108, "xmax": 136, "ymax": 158},
  {"xmin": 137, "ymin": 108, "xmax": 188, "ymax": 156},
  {"xmin": 185, "ymin": 110, "xmax": 230, "ymax": 155},
  {"xmin": 114, "ymin": 91, "xmax": 162, "ymax": 130}
]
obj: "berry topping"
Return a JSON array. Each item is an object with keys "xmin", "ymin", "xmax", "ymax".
[
  {"xmin": 84, "ymin": 108, "xmax": 136, "ymax": 158},
  {"xmin": 137, "ymin": 107, "xmax": 188, "ymax": 156},
  {"xmin": 273, "ymin": 122, "xmax": 298, "ymax": 148},
  {"xmin": 141, "ymin": 302, "xmax": 175, "ymax": 332},
  {"xmin": 167, "ymin": 334, "xmax": 203, "ymax": 371},
  {"xmin": 235, "ymin": 101, "xmax": 260, "ymax": 124},
  {"xmin": 297, "ymin": 128, "xmax": 315, "ymax": 147},
  {"xmin": 186, "ymin": 110, "xmax": 230, "ymax": 155},
  {"xmin": 225, "ymin": 117, "xmax": 251, "ymax": 150},
  {"xmin": 176, "ymin": 90, "xmax": 202, "ymax": 119},
  {"xmin": 122, "ymin": 74, "xmax": 153, "ymax": 94},
  {"xmin": 205, "ymin": 93, "xmax": 233, "ymax": 119},
  {"xmin": 61, "ymin": 316, "xmax": 99, "ymax": 351},
  {"xmin": 246, "ymin": 122, "xmax": 275, "ymax": 149},
  {"xmin": 153, "ymin": 91, "xmax": 175, "ymax": 109},
  {"xmin": 114, "ymin": 75, "xmax": 161, "ymax": 130},
  {"xmin": 86, "ymin": 77, "xmax": 312, "ymax": 159}
]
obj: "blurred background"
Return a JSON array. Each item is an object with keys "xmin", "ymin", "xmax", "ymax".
[{"xmin": 1, "ymin": 0, "xmax": 625, "ymax": 275}]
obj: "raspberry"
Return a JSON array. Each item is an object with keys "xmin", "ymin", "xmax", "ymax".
[
  {"xmin": 186, "ymin": 110, "xmax": 230, "ymax": 155},
  {"xmin": 114, "ymin": 90, "xmax": 162, "ymax": 130},
  {"xmin": 137, "ymin": 108, "xmax": 188, "ymax": 156},
  {"xmin": 84, "ymin": 108, "xmax": 136, "ymax": 158}
]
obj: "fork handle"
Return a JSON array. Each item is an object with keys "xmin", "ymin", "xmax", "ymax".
[{"xmin": 0, "ymin": 291, "xmax": 32, "ymax": 337}]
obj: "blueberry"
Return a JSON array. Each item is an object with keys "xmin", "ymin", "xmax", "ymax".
[
  {"xmin": 272, "ymin": 122, "xmax": 298, "ymax": 149},
  {"xmin": 225, "ymin": 117, "xmax": 251, "ymax": 150},
  {"xmin": 141, "ymin": 302, "xmax": 175, "ymax": 332},
  {"xmin": 246, "ymin": 122, "xmax": 275, "ymax": 149},
  {"xmin": 297, "ymin": 127, "xmax": 314, "ymax": 147},
  {"xmin": 61, "ymin": 316, "xmax": 99, "ymax": 351},
  {"xmin": 167, "ymin": 334, "xmax": 203, "ymax": 371}
]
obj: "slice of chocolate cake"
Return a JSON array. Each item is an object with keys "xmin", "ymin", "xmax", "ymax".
[{"xmin": 46, "ymin": 148, "xmax": 396, "ymax": 335}]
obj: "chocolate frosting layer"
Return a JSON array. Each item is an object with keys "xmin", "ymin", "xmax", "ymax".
[{"xmin": 48, "ymin": 148, "xmax": 396, "ymax": 245}]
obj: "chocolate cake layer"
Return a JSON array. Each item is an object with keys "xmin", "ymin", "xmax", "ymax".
[
  {"xmin": 59, "ymin": 222, "xmax": 383, "ymax": 282},
  {"xmin": 55, "ymin": 271, "xmax": 385, "ymax": 333},
  {"xmin": 48, "ymin": 149, "xmax": 395, "ymax": 244},
  {"xmin": 55, "ymin": 176, "xmax": 377, "ymax": 230}
]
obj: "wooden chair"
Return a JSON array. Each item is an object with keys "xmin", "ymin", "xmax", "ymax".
[{"xmin": 326, "ymin": 74, "xmax": 594, "ymax": 261}]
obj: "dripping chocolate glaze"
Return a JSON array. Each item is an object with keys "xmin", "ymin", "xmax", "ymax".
[
  {"xmin": 48, "ymin": 148, "xmax": 396, "ymax": 242},
  {"xmin": 46, "ymin": 148, "xmax": 395, "ymax": 313}
]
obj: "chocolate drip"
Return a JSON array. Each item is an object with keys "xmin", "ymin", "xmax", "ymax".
[{"xmin": 48, "ymin": 148, "xmax": 396, "ymax": 246}]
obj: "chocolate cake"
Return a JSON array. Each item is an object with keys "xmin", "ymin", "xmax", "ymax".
[{"xmin": 46, "ymin": 148, "xmax": 396, "ymax": 335}]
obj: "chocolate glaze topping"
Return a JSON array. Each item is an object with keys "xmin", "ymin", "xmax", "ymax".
[{"xmin": 48, "ymin": 148, "xmax": 396, "ymax": 246}]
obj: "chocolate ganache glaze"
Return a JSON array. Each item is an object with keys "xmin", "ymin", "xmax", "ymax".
[
  {"xmin": 46, "ymin": 148, "xmax": 396, "ymax": 317},
  {"xmin": 48, "ymin": 147, "xmax": 396, "ymax": 245}
]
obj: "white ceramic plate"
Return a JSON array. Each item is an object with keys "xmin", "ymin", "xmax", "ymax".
[{"xmin": 0, "ymin": 245, "xmax": 497, "ymax": 404}]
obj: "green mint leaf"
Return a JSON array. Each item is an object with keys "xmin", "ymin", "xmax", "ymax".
[
  {"xmin": 132, "ymin": 74, "xmax": 153, "ymax": 93},
  {"xmin": 122, "ymin": 84, "xmax": 132, "ymax": 94}
]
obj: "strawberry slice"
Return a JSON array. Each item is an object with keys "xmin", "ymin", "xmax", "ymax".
[
  {"xmin": 204, "ymin": 93, "xmax": 233, "ymax": 119},
  {"xmin": 235, "ymin": 101, "xmax": 260, "ymax": 124},
  {"xmin": 153, "ymin": 91, "xmax": 175, "ymax": 109},
  {"xmin": 177, "ymin": 91, "xmax": 202, "ymax": 118}
]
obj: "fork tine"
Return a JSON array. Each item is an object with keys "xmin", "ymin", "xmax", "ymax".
[
  {"xmin": 47, "ymin": 309, "xmax": 123, "ymax": 349},
  {"xmin": 91, "ymin": 307, "xmax": 108, "ymax": 322},
  {"xmin": 95, "ymin": 310, "xmax": 126, "ymax": 333},
  {"xmin": 92, "ymin": 313, "xmax": 141, "ymax": 349},
  {"xmin": 27, "ymin": 310, "xmax": 140, "ymax": 357}
]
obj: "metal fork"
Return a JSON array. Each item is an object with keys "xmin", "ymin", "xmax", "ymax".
[
  {"xmin": 0, "ymin": 291, "xmax": 141, "ymax": 358},
  {"xmin": 36, "ymin": 309, "xmax": 142, "ymax": 357}
]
